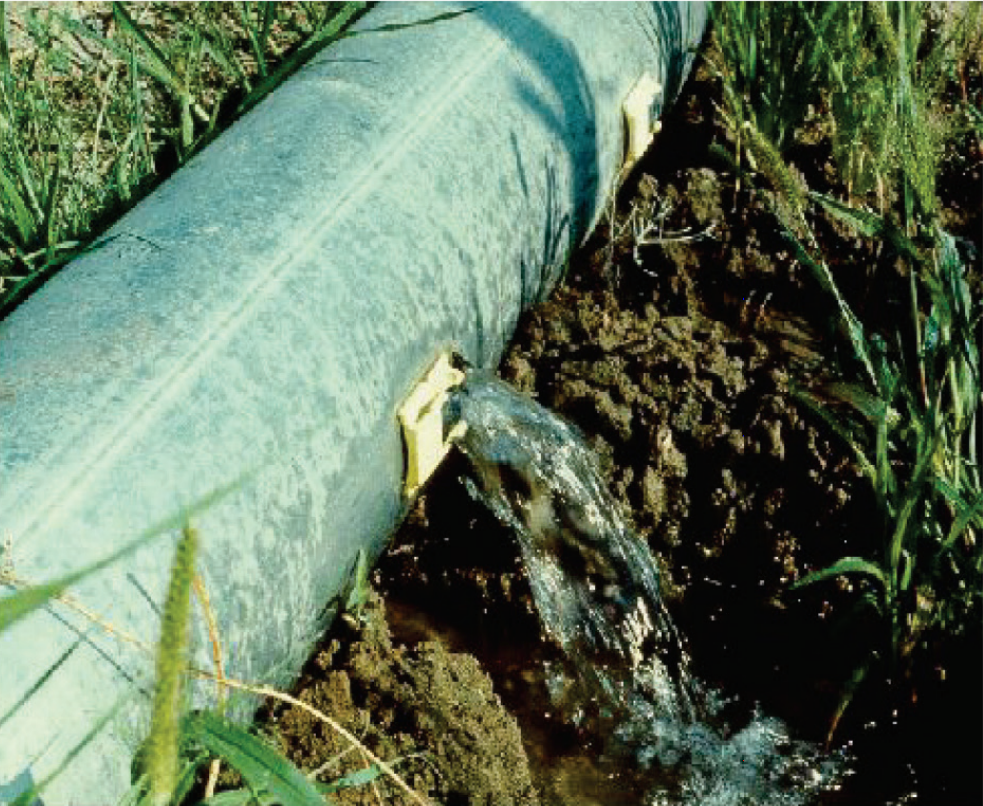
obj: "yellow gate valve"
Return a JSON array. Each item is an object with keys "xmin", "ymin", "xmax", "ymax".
[
  {"xmin": 398, "ymin": 351, "xmax": 467, "ymax": 500},
  {"xmin": 622, "ymin": 72, "xmax": 663, "ymax": 173}
]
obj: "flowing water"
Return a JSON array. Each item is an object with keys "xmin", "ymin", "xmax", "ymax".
[{"xmin": 448, "ymin": 373, "xmax": 844, "ymax": 806}]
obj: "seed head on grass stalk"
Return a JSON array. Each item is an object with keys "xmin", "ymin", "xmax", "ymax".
[
  {"xmin": 145, "ymin": 525, "xmax": 197, "ymax": 806},
  {"xmin": 710, "ymin": 2, "xmax": 833, "ymax": 155}
]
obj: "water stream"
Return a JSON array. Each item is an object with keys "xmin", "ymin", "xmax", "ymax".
[{"xmin": 448, "ymin": 373, "xmax": 843, "ymax": 806}]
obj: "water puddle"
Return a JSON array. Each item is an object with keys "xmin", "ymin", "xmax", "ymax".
[{"xmin": 448, "ymin": 372, "xmax": 844, "ymax": 806}]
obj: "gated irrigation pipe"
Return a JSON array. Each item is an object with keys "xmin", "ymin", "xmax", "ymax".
[{"xmin": 0, "ymin": 3, "xmax": 706, "ymax": 803}]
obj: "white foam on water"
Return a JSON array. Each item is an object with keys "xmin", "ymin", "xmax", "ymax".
[{"xmin": 452, "ymin": 373, "xmax": 844, "ymax": 805}]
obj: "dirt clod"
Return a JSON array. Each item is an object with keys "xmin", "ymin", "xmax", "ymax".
[{"xmin": 272, "ymin": 593, "xmax": 539, "ymax": 806}]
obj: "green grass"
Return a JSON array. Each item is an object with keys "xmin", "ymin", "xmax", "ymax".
[
  {"xmin": 789, "ymin": 213, "xmax": 981, "ymax": 742},
  {"xmin": 712, "ymin": 0, "xmax": 982, "ymax": 741},
  {"xmin": 0, "ymin": 1, "xmax": 367, "ymax": 315},
  {"xmin": 710, "ymin": 2, "xmax": 982, "ymax": 222},
  {"xmin": 1, "ymin": 510, "xmax": 430, "ymax": 806}
]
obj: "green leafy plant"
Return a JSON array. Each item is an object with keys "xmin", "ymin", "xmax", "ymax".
[
  {"xmin": 0, "ymin": 2, "xmax": 474, "ymax": 316},
  {"xmin": 707, "ymin": 0, "xmax": 848, "ymax": 215},
  {"xmin": 0, "ymin": 3, "xmax": 82, "ymax": 300},
  {"xmin": 712, "ymin": 0, "xmax": 983, "ymax": 742},
  {"xmin": 791, "ymin": 220, "xmax": 981, "ymax": 741},
  {"xmin": 710, "ymin": 2, "xmax": 981, "ymax": 226},
  {"xmin": 59, "ymin": 2, "xmax": 367, "ymax": 162}
]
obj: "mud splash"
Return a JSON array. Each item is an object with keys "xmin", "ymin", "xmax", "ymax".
[{"xmin": 451, "ymin": 373, "xmax": 842, "ymax": 806}]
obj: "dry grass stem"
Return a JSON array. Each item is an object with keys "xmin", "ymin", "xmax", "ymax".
[{"xmin": 192, "ymin": 572, "xmax": 226, "ymax": 799}]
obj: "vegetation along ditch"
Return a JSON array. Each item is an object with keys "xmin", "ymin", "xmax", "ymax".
[{"xmin": 1, "ymin": 3, "xmax": 981, "ymax": 806}]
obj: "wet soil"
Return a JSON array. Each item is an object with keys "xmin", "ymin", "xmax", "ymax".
[
  {"xmin": 264, "ymin": 591, "xmax": 539, "ymax": 806},
  {"xmin": 271, "ymin": 34, "xmax": 982, "ymax": 806}
]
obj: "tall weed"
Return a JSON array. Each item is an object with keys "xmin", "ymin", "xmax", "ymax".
[{"xmin": 713, "ymin": 0, "xmax": 983, "ymax": 739}]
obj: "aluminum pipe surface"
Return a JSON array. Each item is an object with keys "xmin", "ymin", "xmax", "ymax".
[{"xmin": 0, "ymin": 3, "xmax": 706, "ymax": 803}]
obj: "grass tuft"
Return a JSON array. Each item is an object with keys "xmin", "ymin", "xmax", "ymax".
[
  {"xmin": 713, "ymin": 0, "xmax": 982, "ymax": 741},
  {"xmin": 0, "ymin": 1, "xmax": 369, "ymax": 315}
]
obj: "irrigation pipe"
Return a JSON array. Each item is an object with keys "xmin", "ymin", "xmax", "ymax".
[{"xmin": 0, "ymin": 3, "xmax": 707, "ymax": 802}]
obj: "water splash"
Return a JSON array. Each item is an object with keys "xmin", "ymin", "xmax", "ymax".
[{"xmin": 450, "ymin": 373, "xmax": 841, "ymax": 806}]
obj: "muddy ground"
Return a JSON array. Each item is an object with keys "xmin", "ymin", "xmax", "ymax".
[{"xmin": 267, "ymin": 38, "xmax": 982, "ymax": 806}]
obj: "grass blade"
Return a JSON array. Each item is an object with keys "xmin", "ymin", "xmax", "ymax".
[
  {"xmin": 937, "ymin": 478, "xmax": 983, "ymax": 552},
  {"xmin": 792, "ymin": 384, "xmax": 877, "ymax": 485},
  {"xmin": 184, "ymin": 711, "xmax": 331, "ymax": 806},
  {"xmin": 887, "ymin": 421, "xmax": 938, "ymax": 579},
  {"xmin": 811, "ymin": 191, "xmax": 920, "ymax": 260},
  {"xmin": 825, "ymin": 660, "xmax": 871, "ymax": 747},
  {"xmin": 779, "ymin": 219, "xmax": 878, "ymax": 390},
  {"xmin": 0, "ymin": 2, "xmax": 12, "ymax": 97},
  {"xmin": 0, "ymin": 473, "xmax": 248, "ymax": 633},
  {"xmin": 351, "ymin": 7, "xmax": 475, "ymax": 37},
  {"xmin": 238, "ymin": 2, "xmax": 270, "ymax": 78},
  {"xmin": 199, "ymin": 789, "xmax": 276, "ymax": 806},
  {"xmin": 1, "ymin": 534, "xmax": 158, "ymax": 634},
  {"xmin": 821, "ymin": 380, "xmax": 888, "ymax": 423},
  {"xmin": 320, "ymin": 763, "xmax": 384, "ymax": 793},
  {"xmin": 792, "ymin": 556, "xmax": 888, "ymax": 591},
  {"xmin": 0, "ymin": 168, "xmax": 35, "ymax": 248},
  {"xmin": 0, "ymin": 637, "xmax": 83, "ymax": 732},
  {"xmin": 111, "ymin": 2, "xmax": 188, "ymax": 99},
  {"xmin": 11, "ymin": 699, "xmax": 124, "ymax": 806},
  {"xmin": 42, "ymin": 149, "xmax": 60, "ymax": 262},
  {"xmin": 234, "ymin": 2, "xmax": 365, "ymax": 118}
]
